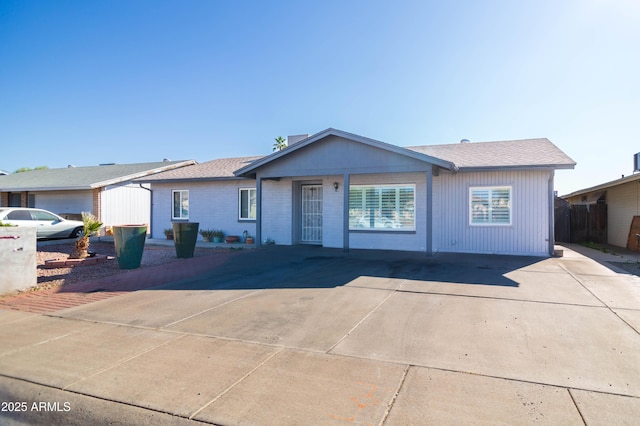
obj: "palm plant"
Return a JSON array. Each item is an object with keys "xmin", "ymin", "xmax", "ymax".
[
  {"xmin": 69, "ymin": 212, "xmax": 103, "ymax": 259},
  {"xmin": 272, "ymin": 136, "xmax": 287, "ymax": 151}
]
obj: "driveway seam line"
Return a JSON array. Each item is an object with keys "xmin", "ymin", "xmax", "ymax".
[
  {"xmin": 162, "ymin": 289, "xmax": 264, "ymax": 329},
  {"xmin": 379, "ymin": 364, "xmax": 410, "ymax": 425},
  {"xmin": 393, "ymin": 288, "xmax": 606, "ymax": 308},
  {"xmin": 326, "ymin": 280, "xmax": 405, "ymax": 354},
  {"xmin": 61, "ymin": 333, "xmax": 187, "ymax": 391},
  {"xmin": 567, "ymin": 388, "xmax": 588, "ymax": 425},
  {"xmin": 554, "ymin": 259, "xmax": 640, "ymax": 337},
  {"xmin": 188, "ymin": 347, "xmax": 284, "ymax": 420}
]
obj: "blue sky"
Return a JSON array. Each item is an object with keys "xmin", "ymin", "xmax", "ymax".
[{"xmin": 1, "ymin": 0, "xmax": 638, "ymax": 195}]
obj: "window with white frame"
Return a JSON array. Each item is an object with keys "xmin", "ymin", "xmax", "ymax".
[
  {"xmin": 172, "ymin": 190, "xmax": 189, "ymax": 220},
  {"xmin": 469, "ymin": 186, "xmax": 511, "ymax": 225},
  {"xmin": 239, "ymin": 188, "xmax": 256, "ymax": 220},
  {"xmin": 349, "ymin": 184, "xmax": 415, "ymax": 231}
]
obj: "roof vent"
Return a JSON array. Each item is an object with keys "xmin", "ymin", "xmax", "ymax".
[
  {"xmin": 460, "ymin": 139, "xmax": 470, "ymax": 143},
  {"xmin": 67, "ymin": 164, "xmax": 76, "ymax": 168},
  {"xmin": 634, "ymin": 152, "xmax": 640, "ymax": 172},
  {"xmin": 163, "ymin": 158, "xmax": 171, "ymax": 162}
]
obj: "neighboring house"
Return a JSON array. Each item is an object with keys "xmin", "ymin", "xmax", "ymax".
[
  {"xmin": 144, "ymin": 128, "xmax": 575, "ymax": 256},
  {"xmin": 562, "ymin": 173, "xmax": 640, "ymax": 248},
  {"xmin": 0, "ymin": 160, "xmax": 195, "ymax": 233},
  {"xmin": 137, "ymin": 156, "xmax": 264, "ymax": 240}
]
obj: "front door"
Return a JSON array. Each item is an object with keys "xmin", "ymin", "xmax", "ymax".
[{"xmin": 301, "ymin": 185, "xmax": 323, "ymax": 243}]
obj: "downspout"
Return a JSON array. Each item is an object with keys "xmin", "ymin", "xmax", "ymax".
[{"xmin": 139, "ymin": 184, "xmax": 153, "ymax": 237}]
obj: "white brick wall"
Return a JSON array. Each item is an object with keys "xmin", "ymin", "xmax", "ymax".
[
  {"xmin": 262, "ymin": 179, "xmax": 293, "ymax": 245},
  {"xmin": 151, "ymin": 181, "xmax": 256, "ymax": 240}
]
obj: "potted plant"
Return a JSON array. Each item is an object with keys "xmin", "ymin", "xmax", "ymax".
[
  {"xmin": 212, "ymin": 229, "xmax": 224, "ymax": 243},
  {"xmin": 69, "ymin": 212, "xmax": 103, "ymax": 259},
  {"xmin": 164, "ymin": 228, "xmax": 174, "ymax": 240},
  {"xmin": 199, "ymin": 228, "xmax": 216, "ymax": 242}
]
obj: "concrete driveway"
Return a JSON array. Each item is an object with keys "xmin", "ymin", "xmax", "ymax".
[{"xmin": 1, "ymin": 245, "xmax": 640, "ymax": 425}]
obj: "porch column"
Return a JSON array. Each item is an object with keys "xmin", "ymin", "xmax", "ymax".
[
  {"xmin": 343, "ymin": 173, "xmax": 350, "ymax": 252},
  {"xmin": 426, "ymin": 168, "xmax": 433, "ymax": 255},
  {"xmin": 255, "ymin": 176, "xmax": 262, "ymax": 247}
]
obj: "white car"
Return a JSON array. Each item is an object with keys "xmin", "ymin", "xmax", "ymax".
[{"xmin": 0, "ymin": 208, "xmax": 84, "ymax": 239}]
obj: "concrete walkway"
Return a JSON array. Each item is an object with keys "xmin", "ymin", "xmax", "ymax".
[{"xmin": 1, "ymin": 245, "xmax": 640, "ymax": 425}]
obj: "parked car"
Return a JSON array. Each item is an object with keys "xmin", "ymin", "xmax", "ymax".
[{"xmin": 0, "ymin": 208, "xmax": 84, "ymax": 239}]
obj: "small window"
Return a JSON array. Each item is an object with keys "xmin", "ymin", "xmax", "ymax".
[
  {"xmin": 239, "ymin": 188, "xmax": 256, "ymax": 220},
  {"xmin": 470, "ymin": 186, "xmax": 512, "ymax": 225},
  {"xmin": 349, "ymin": 184, "xmax": 415, "ymax": 231},
  {"xmin": 172, "ymin": 190, "xmax": 189, "ymax": 220}
]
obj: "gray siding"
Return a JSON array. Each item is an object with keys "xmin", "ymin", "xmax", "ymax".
[
  {"xmin": 433, "ymin": 169, "xmax": 552, "ymax": 256},
  {"xmin": 257, "ymin": 136, "xmax": 431, "ymax": 178}
]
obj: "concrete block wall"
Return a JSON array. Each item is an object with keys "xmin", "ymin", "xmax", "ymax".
[
  {"xmin": 0, "ymin": 227, "xmax": 37, "ymax": 293},
  {"xmin": 262, "ymin": 179, "xmax": 293, "ymax": 245},
  {"xmin": 150, "ymin": 180, "xmax": 256, "ymax": 241}
]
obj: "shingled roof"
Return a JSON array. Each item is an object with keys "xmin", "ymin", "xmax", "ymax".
[
  {"xmin": 406, "ymin": 138, "xmax": 576, "ymax": 170},
  {"xmin": 0, "ymin": 161, "xmax": 195, "ymax": 191},
  {"xmin": 137, "ymin": 156, "xmax": 264, "ymax": 183}
]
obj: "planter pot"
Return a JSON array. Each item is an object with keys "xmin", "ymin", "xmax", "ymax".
[
  {"xmin": 202, "ymin": 237, "xmax": 212, "ymax": 243},
  {"xmin": 165, "ymin": 235, "xmax": 174, "ymax": 240},
  {"xmin": 213, "ymin": 236, "xmax": 222, "ymax": 243},
  {"xmin": 245, "ymin": 237, "xmax": 254, "ymax": 244},
  {"xmin": 225, "ymin": 235, "xmax": 240, "ymax": 244},
  {"xmin": 173, "ymin": 222, "xmax": 199, "ymax": 258},
  {"xmin": 113, "ymin": 225, "xmax": 147, "ymax": 269}
]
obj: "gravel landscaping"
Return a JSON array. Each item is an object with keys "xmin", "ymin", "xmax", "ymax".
[{"xmin": 33, "ymin": 242, "xmax": 217, "ymax": 292}]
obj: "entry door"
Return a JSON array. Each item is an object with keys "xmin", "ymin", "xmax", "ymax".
[{"xmin": 301, "ymin": 185, "xmax": 323, "ymax": 243}]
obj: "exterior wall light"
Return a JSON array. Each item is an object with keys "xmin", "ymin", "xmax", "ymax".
[{"xmin": 333, "ymin": 182, "xmax": 339, "ymax": 191}]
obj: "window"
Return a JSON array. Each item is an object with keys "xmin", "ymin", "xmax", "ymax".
[
  {"xmin": 239, "ymin": 188, "xmax": 256, "ymax": 220},
  {"xmin": 469, "ymin": 186, "xmax": 511, "ymax": 225},
  {"xmin": 172, "ymin": 190, "xmax": 189, "ymax": 220},
  {"xmin": 349, "ymin": 184, "xmax": 415, "ymax": 231}
]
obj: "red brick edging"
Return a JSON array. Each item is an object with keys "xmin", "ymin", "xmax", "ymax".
[{"xmin": 0, "ymin": 251, "xmax": 241, "ymax": 314}]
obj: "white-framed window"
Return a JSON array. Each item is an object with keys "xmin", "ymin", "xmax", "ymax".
[
  {"xmin": 172, "ymin": 190, "xmax": 189, "ymax": 220},
  {"xmin": 349, "ymin": 184, "xmax": 415, "ymax": 231},
  {"xmin": 469, "ymin": 186, "xmax": 512, "ymax": 226},
  {"xmin": 239, "ymin": 188, "xmax": 256, "ymax": 220}
]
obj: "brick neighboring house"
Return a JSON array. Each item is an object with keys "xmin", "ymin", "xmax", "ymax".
[
  {"xmin": 141, "ymin": 128, "xmax": 575, "ymax": 256},
  {"xmin": 0, "ymin": 161, "xmax": 195, "ymax": 234}
]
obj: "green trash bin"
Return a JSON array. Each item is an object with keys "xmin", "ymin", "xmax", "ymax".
[
  {"xmin": 113, "ymin": 225, "xmax": 147, "ymax": 269},
  {"xmin": 173, "ymin": 222, "xmax": 199, "ymax": 258}
]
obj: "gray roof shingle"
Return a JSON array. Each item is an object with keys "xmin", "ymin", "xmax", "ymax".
[
  {"xmin": 137, "ymin": 156, "xmax": 264, "ymax": 182},
  {"xmin": 0, "ymin": 161, "xmax": 195, "ymax": 191},
  {"xmin": 406, "ymin": 138, "xmax": 576, "ymax": 170}
]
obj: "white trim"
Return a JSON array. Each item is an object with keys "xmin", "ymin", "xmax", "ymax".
[
  {"xmin": 468, "ymin": 185, "xmax": 512, "ymax": 226},
  {"xmin": 348, "ymin": 183, "xmax": 416, "ymax": 231},
  {"xmin": 238, "ymin": 187, "xmax": 257, "ymax": 220},
  {"xmin": 171, "ymin": 189, "xmax": 189, "ymax": 220}
]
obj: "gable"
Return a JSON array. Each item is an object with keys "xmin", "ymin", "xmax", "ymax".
[{"xmin": 253, "ymin": 135, "xmax": 439, "ymax": 179}]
